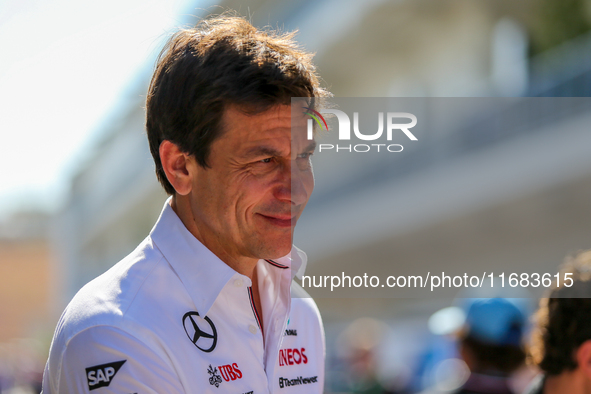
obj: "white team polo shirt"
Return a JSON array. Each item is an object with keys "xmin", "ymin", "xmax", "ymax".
[{"xmin": 42, "ymin": 199, "xmax": 325, "ymax": 393}]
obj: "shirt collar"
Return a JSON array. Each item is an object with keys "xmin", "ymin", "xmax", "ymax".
[
  {"xmin": 149, "ymin": 198, "xmax": 308, "ymax": 315},
  {"xmin": 271, "ymin": 245, "xmax": 308, "ymax": 280},
  {"xmin": 150, "ymin": 198, "xmax": 239, "ymax": 316}
]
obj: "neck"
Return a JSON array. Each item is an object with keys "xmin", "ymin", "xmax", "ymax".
[
  {"xmin": 544, "ymin": 371, "xmax": 586, "ymax": 394},
  {"xmin": 171, "ymin": 195, "xmax": 258, "ymax": 279}
]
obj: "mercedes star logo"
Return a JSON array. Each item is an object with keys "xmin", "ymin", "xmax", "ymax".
[{"xmin": 182, "ymin": 311, "xmax": 217, "ymax": 353}]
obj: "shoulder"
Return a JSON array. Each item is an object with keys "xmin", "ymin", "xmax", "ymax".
[
  {"xmin": 51, "ymin": 236, "xmax": 177, "ymax": 353},
  {"xmin": 43, "ymin": 325, "xmax": 183, "ymax": 393},
  {"xmin": 289, "ymin": 281, "xmax": 324, "ymax": 344},
  {"xmin": 44, "ymin": 237, "xmax": 189, "ymax": 392},
  {"xmin": 291, "ymin": 281, "xmax": 322, "ymax": 320}
]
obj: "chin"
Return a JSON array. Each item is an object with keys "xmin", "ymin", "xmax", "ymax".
[
  {"xmin": 265, "ymin": 245, "xmax": 292, "ymax": 260},
  {"xmin": 254, "ymin": 237, "xmax": 292, "ymax": 260}
]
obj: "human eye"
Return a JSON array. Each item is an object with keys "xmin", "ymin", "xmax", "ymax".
[
  {"xmin": 296, "ymin": 152, "xmax": 313, "ymax": 171},
  {"xmin": 260, "ymin": 157, "xmax": 273, "ymax": 163}
]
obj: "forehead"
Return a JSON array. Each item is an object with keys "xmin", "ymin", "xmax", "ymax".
[{"xmin": 219, "ymin": 104, "xmax": 309, "ymax": 147}]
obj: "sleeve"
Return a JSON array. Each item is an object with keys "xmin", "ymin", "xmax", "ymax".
[{"xmin": 43, "ymin": 325, "xmax": 185, "ymax": 394}]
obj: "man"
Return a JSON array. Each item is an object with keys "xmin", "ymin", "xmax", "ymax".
[
  {"xmin": 421, "ymin": 298, "xmax": 527, "ymax": 394},
  {"xmin": 524, "ymin": 249, "xmax": 591, "ymax": 394},
  {"xmin": 42, "ymin": 14, "xmax": 330, "ymax": 393},
  {"xmin": 453, "ymin": 298, "xmax": 526, "ymax": 394}
]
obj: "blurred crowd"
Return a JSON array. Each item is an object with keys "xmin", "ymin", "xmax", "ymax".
[
  {"xmin": 331, "ymin": 249, "xmax": 591, "ymax": 394},
  {"xmin": 0, "ymin": 339, "xmax": 43, "ymax": 394}
]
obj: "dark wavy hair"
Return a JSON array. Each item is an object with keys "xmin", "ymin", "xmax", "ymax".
[
  {"xmin": 529, "ymin": 250, "xmax": 591, "ymax": 375},
  {"xmin": 145, "ymin": 12, "xmax": 330, "ymax": 194},
  {"xmin": 461, "ymin": 335, "xmax": 525, "ymax": 374}
]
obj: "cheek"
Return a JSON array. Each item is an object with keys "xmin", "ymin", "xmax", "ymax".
[
  {"xmin": 193, "ymin": 173, "xmax": 235, "ymax": 215},
  {"xmin": 232, "ymin": 179, "xmax": 269, "ymax": 214},
  {"xmin": 302, "ymin": 169, "xmax": 315, "ymax": 194},
  {"xmin": 230, "ymin": 168, "xmax": 290, "ymax": 216}
]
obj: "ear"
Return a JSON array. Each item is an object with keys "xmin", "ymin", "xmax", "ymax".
[
  {"xmin": 159, "ymin": 140, "xmax": 194, "ymax": 196},
  {"xmin": 576, "ymin": 340, "xmax": 591, "ymax": 380}
]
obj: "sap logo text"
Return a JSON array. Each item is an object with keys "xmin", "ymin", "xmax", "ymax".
[
  {"xmin": 279, "ymin": 348, "xmax": 308, "ymax": 366},
  {"xmin": 86, "ymin": 360, "xmax": 126, "ymax": 391},
  {"xmin": 307, "ymin": 109, "xmax": 417, "ymax": 141}
]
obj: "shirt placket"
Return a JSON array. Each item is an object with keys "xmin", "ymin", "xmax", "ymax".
[
  {"xmin": 259, "ymin": 260, "xmax": 292, "ymax": 392},
  {"xmin": 225, "ymin": 274, "xmax": 268, "ymax": 392}
]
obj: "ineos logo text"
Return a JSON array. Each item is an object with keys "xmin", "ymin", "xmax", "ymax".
[{"xmin": 182, "ymin": 311, "xmax": 217, "ymax": 352}]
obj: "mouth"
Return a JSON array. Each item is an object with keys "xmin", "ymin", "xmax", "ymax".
[{"xmin": 257, "ymin": 213, "xmax": 296, "ymax": 228}]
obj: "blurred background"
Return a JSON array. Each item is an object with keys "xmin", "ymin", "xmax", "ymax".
[{"xmin": 2, "ymin": 0, "xmax": 591, "ymax": 392}]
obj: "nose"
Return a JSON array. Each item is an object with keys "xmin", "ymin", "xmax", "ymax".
[{"xmin": 274, "ymin": 160, "xmax": 312, "ymax": 206}]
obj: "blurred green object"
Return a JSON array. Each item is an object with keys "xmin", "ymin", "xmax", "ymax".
[{"xmin": 531, "ymin": 0, "xmax": 591, "ymax": 55}]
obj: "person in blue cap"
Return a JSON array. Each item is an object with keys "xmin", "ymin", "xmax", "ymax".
[
  {"xmin": 524, "ymin": 249, "xmax": 591, "ymax": 394},
  {"xmin": 453, "ymin": 298, "xmax": 527, "ymax": 394}
]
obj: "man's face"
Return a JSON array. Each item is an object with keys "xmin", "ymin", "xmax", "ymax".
[{"xmin": 188, "ymin": 104, "xmax": 315, "ymax": 261}]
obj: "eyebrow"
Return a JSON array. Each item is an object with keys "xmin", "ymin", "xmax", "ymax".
[
  {"xmin": 243, "ymin": 141, "xmax": 317, "ymax": 159},
  {"xmin": 303, "ymin": 141, "xmax": 317, "ymax": 153},
  {"xmin": 244, "ymin": 146, "xmax": 284, "ymax": 159}
]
